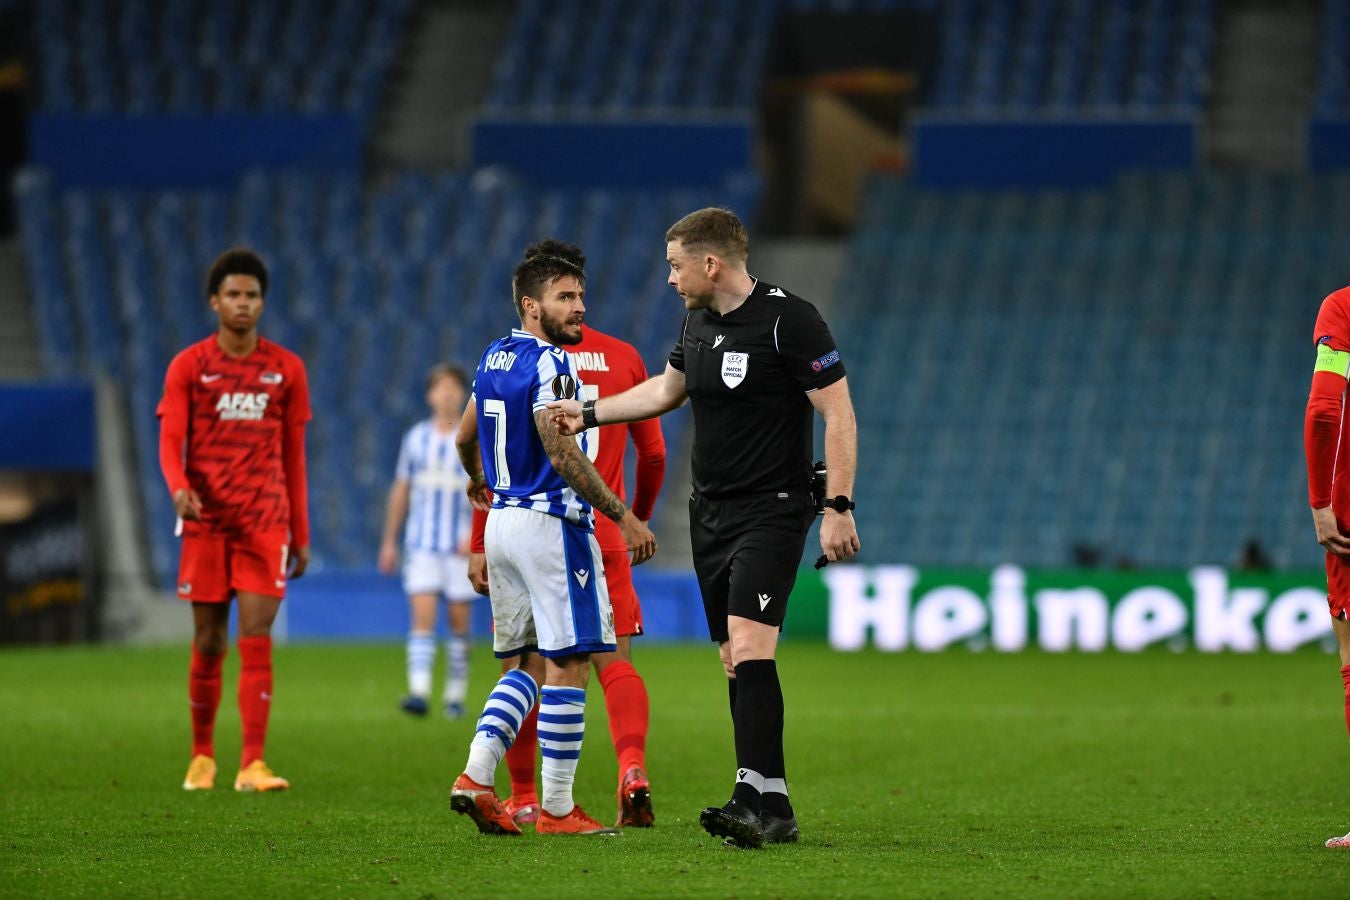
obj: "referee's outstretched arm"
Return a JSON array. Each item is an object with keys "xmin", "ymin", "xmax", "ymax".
[
  {"xmin": 548, "ymin": 365, "xmax": 687, "ymax": 435},
  {"xmin": 810, "ymin": 376, "xmax": 861, "ymax": 564}
]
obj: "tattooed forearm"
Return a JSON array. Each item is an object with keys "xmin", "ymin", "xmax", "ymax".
[{"xmin": 535, "ymin": 408, "xmax": 627, "ymax": 522}]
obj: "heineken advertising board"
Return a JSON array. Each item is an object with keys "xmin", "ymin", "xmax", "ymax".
[{"xmin": 785, "ymin": 565, "xmax": 1332, "ymax": 653}]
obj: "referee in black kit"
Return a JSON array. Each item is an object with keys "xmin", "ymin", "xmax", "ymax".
[{"xmin": 549, "ymin": 207, "xmax": 860, "ymax": 849}]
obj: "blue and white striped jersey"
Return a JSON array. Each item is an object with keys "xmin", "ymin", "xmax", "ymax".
[
  {"xmin": 472, "ymin": 328, "xmax": 593, "ymax": 530},
  {"xmin": 395, "ymin": 419, "xmax": 473, "ymax": 555}
]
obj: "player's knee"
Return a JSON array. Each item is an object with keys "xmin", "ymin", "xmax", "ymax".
[
  {"xmin": 237, "ymin": 621, "xmax": 273, "ymax": 639},
  {"xmin": 194, "ymin": 629, "xmax": 227, "ymax": 656}
]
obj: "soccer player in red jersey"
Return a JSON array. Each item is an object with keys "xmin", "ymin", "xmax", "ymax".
[
  {"xmin": 157, "ymin": 248, "xmax": 312, "ymax": 793},
  {"xmin": 1304, "ymin": 284, "xmax": 1350, "ymax": 847},
  {"xmin": 465, "ymin": 239, "xmax": 667, "ymax": 828}
]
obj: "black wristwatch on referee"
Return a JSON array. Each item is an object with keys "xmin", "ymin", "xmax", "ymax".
[
  {"xmin": 581, "ymin": 399, "xmax": 599, "ymax": 430},
  {"xmin": 822, "ymin": 495, "xmax": 855, "ymax": 513}
]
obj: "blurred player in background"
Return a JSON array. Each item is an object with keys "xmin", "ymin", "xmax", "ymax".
[
  {"xmin": 378, "ymin": 363, "xmax": 478, "ymax": 720},
  {"xmin": 1302, "ymin": 283, "xmax": 1350, "ymax": 848},
  {"xmin": 449, "ymin": 246, "xmax": 656, "ymax": 836},
  {"xmin": 465, "ymin": 239, "xmax": 667, "ymax": 829},
  {"xmin": 157, "ymin": 248, "xmax": 311, "ymax": 793}
]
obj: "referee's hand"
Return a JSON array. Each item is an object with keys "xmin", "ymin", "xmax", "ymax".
[
  {"xmin": 820, "ymin": 509, "xmax": 861, "ymax": 563},
  {"xmin": 547, "ymin": 399, "xmax": 584, "ymax": 436},
  {"xmin": 618, "ymin": 511, "xmax": 657, "ymax": 566}
]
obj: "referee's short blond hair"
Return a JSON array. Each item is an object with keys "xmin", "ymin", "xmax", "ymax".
[{"xmin": 666, "ymin": 208, "xmax": 748, "ymax": 264}]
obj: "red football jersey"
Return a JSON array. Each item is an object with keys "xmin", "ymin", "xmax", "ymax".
[
  {"xmin": 568, "ymin": 327, "xmax": 667, "ymax": 551},
  {"xmin": 157, "ymin": 336, "xmax": 312, "ymax": 538}
]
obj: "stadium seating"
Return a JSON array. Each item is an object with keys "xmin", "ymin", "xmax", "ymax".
[
  {"xmin": 836, "ymin": 170, "xmax": 1350, "ymax": 570},
  {"xmin": 484, "ymin": 0, "xmax": 1212, "ymax": 116},
  {"xmin": 21, "ymin": 166, "xmax": 1335, "ymax": 575},
  {"xmin": 31, "ymin": 0, "xmax": 409, "ymax": 118},
  {"xmin": 925, "ymin": 0, "xmax": 1215, "ymax": 113},
  {"xmin": 14, "ymin": 167, "xmax": 755, "ymax": 583},
  {"xmin": 1316, "ymin": 0, "xmax": 1350, "ymax": 118},
  {"xmin": 483, "ymin": 0, "xmax": 939, "ymax": 114}
]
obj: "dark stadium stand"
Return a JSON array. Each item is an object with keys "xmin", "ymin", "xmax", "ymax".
[
  {"xmin": 32, "ymin": 0, "xmax": 409, "ymax": 118},
  {"xmin": 482, "ymin": 0, "xmax": 1214, "ymax": 115},
  {"xmin": 1317, "ymin": 0, "xmax": 1349, "ymax": 118},
  {"xmin": 837, "ymin": 170, "xmax": 1350, "ymax": 570},
  {"xmin": 14, "ymin": 168, "xmax": 755, "ymax": 582},
  {"xmin": 13, "ymin": 0, "xmax": 1350, "ymax": 583},
  {"xmin": 926, "ymin": 0, "xmax": 1214, "ymax": 113},
  {"xmin": 483, "ymin": 0, "xmax": 939, "ymax": 113}
]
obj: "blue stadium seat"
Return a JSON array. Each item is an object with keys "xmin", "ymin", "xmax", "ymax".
[
  {"xmin": 34, "ymin": 0, "xmax": 408, "ymax": 119},
  {"xmin": 13, "ymin": 164, "xmax": 746, "ymax": 574},
  {"xmin": 834, "ymin": 169, "xmax": 1335, "ymax": 568}
]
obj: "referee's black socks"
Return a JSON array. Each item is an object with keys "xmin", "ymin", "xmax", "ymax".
[{"xmin": 730, "ymin": 659, "xmax": 791, "ymax": 817}]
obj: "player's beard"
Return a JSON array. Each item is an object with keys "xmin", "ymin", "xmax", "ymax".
[{"xmin": 540, "ymin": 310, "xmax": 583, "ymax": 346}]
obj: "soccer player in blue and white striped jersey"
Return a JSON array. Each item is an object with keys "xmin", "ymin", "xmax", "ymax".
[
  {"xmin": 378, "ymin": 364, "xmax": 479, "ymax": 719},
  {"xmin": 448, "ymin": 248, "xmax": 656, "ymax": 836}
]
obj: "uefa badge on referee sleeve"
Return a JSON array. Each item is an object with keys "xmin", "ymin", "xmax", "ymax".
[{"xmin": 721, "ymin": 352, "xmax": 748, "ymax": 388}]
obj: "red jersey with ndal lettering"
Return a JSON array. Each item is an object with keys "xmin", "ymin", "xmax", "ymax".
[
  {"xmin": 568, "ymin": 327, "xmax": 667, "ymax": 551},
  {"xmin": 157, "ymin": 336, "xmax": 312, "ymax": 538}
]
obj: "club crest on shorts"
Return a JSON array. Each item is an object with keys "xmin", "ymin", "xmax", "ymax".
[
  {"xmin": 551, "ymin": 373, "xmax": 577, "ymax": 400},
  {"xmin": 721, "ymin": 352, "xmax": 748, "ymax": 389}
]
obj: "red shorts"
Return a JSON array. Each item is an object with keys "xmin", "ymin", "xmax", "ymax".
[
  {"xmin": 177, "ymin": 531, "xmax": 290, "ymax": 603},
  {"xmin": 1327, "ymin": 552, "xmax": 1350, "ymax": 620},
  {"xmin": 602, "ymin": 547, "xmax": 642, "ymax": 637}
]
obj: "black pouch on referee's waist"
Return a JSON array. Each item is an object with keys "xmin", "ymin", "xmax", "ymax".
[{"xmin": 810, "ymin": 460, "xmax": 827, "ymax": 513}]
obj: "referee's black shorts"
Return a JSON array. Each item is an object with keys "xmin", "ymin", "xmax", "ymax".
[{"xmin": 689, "ymin": 490, "xmax": 816, "ymax": 643}]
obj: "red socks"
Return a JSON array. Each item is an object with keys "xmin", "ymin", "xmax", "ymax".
[
  {"xmin": 188, "ymin": 646, "xmax": 224, "ymax": 758},
  {"xmin": 238, "ymin": 635, "xmax": 273, "ymax": 768},
  {"xmin": 1341, "ymin": 665, "xmax": 1350, "ymax": 738},
  {"xmin": 599, "ymin": 660, "xmax": 649, "ymax": 774},
  {"xmin": 506, "ymin": 704, "xmax": 539, "ymax": 800}
]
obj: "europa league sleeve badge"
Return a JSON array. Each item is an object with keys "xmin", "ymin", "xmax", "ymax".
[{"xmin": 551, "ymin": 372, "xmax": 577, "ymax": 400}]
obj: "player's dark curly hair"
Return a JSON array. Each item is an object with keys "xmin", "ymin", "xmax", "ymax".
[
  {"xmin": 425, "ymin": 362, "xmax": 469, "ymax": 393},
  {"xmin": 512, "ymin": 238, "xmax": 585, "ymax": 318},
  {"xmin": 523, "ymin": 239, "xmax": 585, "ymax": 270},
  {"xmin": 206, "ymin": 247, "xmax": 269, "ymax": 298}
]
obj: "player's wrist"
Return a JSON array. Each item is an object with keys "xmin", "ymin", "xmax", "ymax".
[
  {"xmin": 582, "ymin": 399, "xmax": 599, "ymax": 430},
  {"xmin": 469, "ymin": 472, "xmax": 486, "ymax": 484}
]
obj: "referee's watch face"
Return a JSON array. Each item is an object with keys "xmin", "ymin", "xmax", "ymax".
[{"xmin": 667, "ymin": 240, "xmax": 714, "ymax": 310}]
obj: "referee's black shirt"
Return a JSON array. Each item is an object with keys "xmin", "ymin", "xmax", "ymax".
[{"xmin": 669, "ymin": 278, "xmax": 846, "ymax": 499}]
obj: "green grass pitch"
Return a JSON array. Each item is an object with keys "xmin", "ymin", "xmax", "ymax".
[{"xmin": 3, "ymin": 641, "xmax": 1349, "ymax": 898}]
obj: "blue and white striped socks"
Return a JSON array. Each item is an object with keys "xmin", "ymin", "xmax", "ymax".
[
  {"xmin": 406, "ymin": 631, "xmax": 435, "ymax": 698},
  {"xmin": 464, "ymin": 668, "xmax": 539, "ymax": 786},
  {"xmin": 538, "ymin": 686, "xmax": 587, "ymax": 817},
  {"xmin": 445, "ymin": 635, "xmax": 469, "ymax": 705}
]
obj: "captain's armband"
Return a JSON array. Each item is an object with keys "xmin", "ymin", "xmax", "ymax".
[{"xmin": 1316, "ymin": 342, "xmax": 1350, "ymax": 378}]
